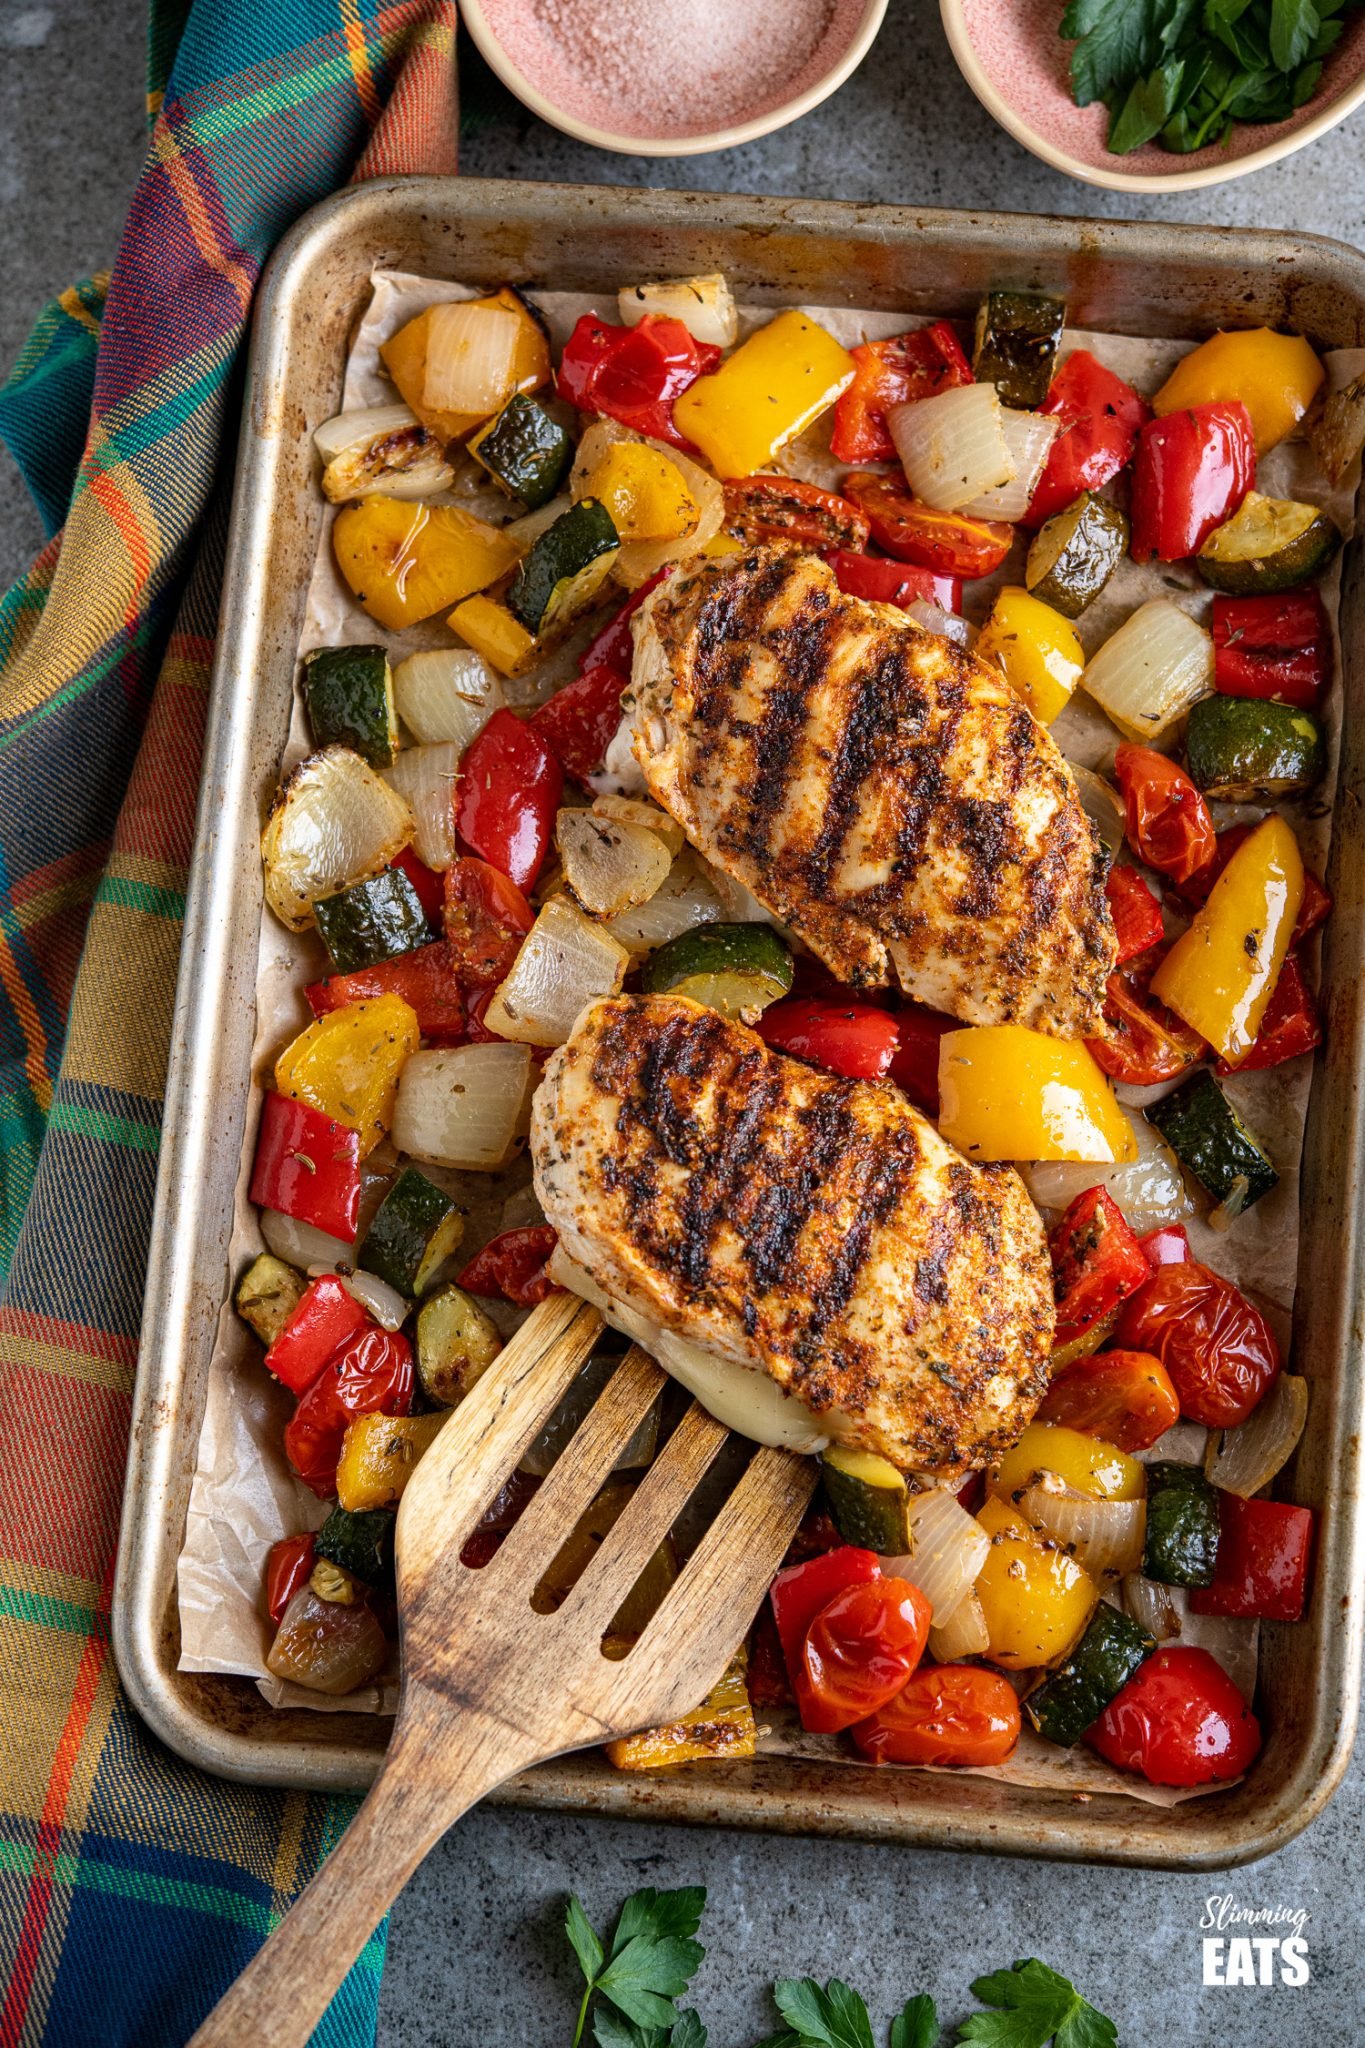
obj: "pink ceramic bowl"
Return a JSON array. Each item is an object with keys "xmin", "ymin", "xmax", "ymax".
[{"xmin": 942, "ymin": 0, "xmax": 1365, "ymax": 193}]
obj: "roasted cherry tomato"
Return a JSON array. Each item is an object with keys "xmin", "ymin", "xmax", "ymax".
[
  {"xmin": 889, "ymin": 1004, "xmax": 956, "ymax": 1115},
  {"xmin": 842, "ymin": 472, "xmax": 1014, "ymax": 579},
  {"xmin": 1049, "ymin": 1187, "xmax": 1151, "ymax": 1338},
  {"xmin": 756, "ymin": 999, "xmax": 900, "ymax": 1081},
  {"xmin": 1039, "ymin": 1348, "xmax": 1180, "ymax": 1453},
  {"xmin": 1115, "ymin": 1258, "xmax": 1281, "ymax": 1429},
  {"xmin": 1212, "ymin": 588, "xmax": 1331, "ymax": 712},
  {"xmin": 1189, "ymin": 1494, "xmax": 1314, "ymax": 1622},
  {"xmin": 456, "ymin": 708, "xmax": 562, "ymax": 890},
  {"xmin": 458, "ymin": 1225, "xmax": 561, "ymax": 1306},
  {"xmin": 1182, "ymin": 822, "xmax": 1331, "ymax": 947},
  {"xmin": 1087, "ymin": 1645, "xmax": 1261, "ymax": 1786},
  {"xmin": 850, "ymin": 1663, "xmax": 1021, "ymax": 1768},
  {"xmin": 830, "ymin": 321, "xmax": 973, "ymax": 465},
  {"xmin": 1113, "ymin": 744, "xmax": 1217, "ymax": 886},
  {"xmin": 769, "ymin": 1545, "xmax": 881, "ymax": 1680},
  {"xmin": 1024, "ymin": 349, "xmax": 1151, "ymax": 530},
  {"xmin": 306, "ymin": 937, "xmax": 465, "ymax": 1043},
  {"xmin": 265, "ymin": 1533, "xmax": 316, "ymax": 1626},
  {"xmin": 795, "ymin": 1575, "xmax": 932, "ymax": 1735},
  {"xmin": 442, "ymin": 856, "xmax": 535, "ymax": 988},
  {"xmin": 1105, "ymin": 864, "xmax": 1164, "ymax": 965},
  {"xmin": 722, "ymin": 474, "xmax": 869, "ymax": 552},
  {"xmin": 1215, "ymin": 952, "xmax": 1320, "ymax": 1075},
  {"xmin": 1129, "ymin": 401, "xmax": 1256, "ymax": 563},
  {"xmin": 828, "ymin": 548, "xmax": 962, "ymax": 616},
  {"xmin": 284, "ymin": 1326, "xmax": 414, "ymax": 1497},
  {"xmin": 1088, "ymin": 951, "xmax": 1207, "ymax": 1087},
  {"xmin": 556, "ymin": 313, "xmax": 720, "ymax": 450},
  {"xmin": 1140, "ymin": 1222, "xmax": 1192, "ymax": 1268},
  {"xmin": 264, "ymin": 1275, "xmax": 370, "ymax": 1397}
]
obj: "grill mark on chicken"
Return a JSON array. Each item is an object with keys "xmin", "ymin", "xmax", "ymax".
[
  {"xmin": 630, "ymin": 549, "xmax": 1115, "ymax": 1037},
  {"xmin": 533, "ymin": 995, "xmax": 1056, "ymax": 1475}
]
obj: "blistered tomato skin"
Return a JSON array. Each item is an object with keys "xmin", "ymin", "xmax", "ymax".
[
  {"xmin": 1087, "ymin": 1645, "xmax": 1261, "ymax": 1786},
  {"xmin": 1116, "ymin": 1259, "xmax": 1281, "ymax": 1429},
  {"xmin": 851, "ymin": 1663, "xmax": 1021, "ymax": 1768},
  {"xmin": 796, "ymin": 1576, "xmax": 931, "ymax": 1735}
]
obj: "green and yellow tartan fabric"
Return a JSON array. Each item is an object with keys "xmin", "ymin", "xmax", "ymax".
[{"xmin": 0, "ymin": 2, "xmax": 457, "ymax": 2040}]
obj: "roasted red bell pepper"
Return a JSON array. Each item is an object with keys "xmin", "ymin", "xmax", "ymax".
[
  {"xmin": 756, "ymin": 999, "xmax": 900, "ymax": 1081},
  {"xmin": 1140, "ymin": 1222, "xmax": 1192, "ymax": 1268},
  {"xmin": 1181, "ymin": 822, "xmax": 1331, "ymax": 944},
  {"xmin": 556, "ymin": 313, "xmax": 720, "ymax": 450},
  {"xmin": 795, "ymin": 1575, "xmax": 932, "ymax": 1735},
  {"xmin": 1189, "ymin": 1493, "xmax": 1314, "ymax": 1622},
  {"xmin": 1105, "ymin": 863, "xmax": 1164, "ymax": 965},
  {"xmin": 530, "ymin": 664, "xmax": 630, "ymax": 785},
  {"xmin": 442, "ymin": 856, "xmax": 534, "ymax": 989},
  {"xmin": 1215, "ymin": 951, "xmax": 1320, "ymax": 1075},
  {"xmin": 284, "ymin": 1324, "xmax": 414, "ymax": 1497},
  {"xmin": 1115, "ymin": 1257, "xmax": 1281, "ymax": 1429},
  {"xmin": 306, "ymin": 937, "xmax": 465, "ymax": 1043},
  {"xmin": 769, "ymin": 1545, "xmax": 881, "ymax": 1685},
  {"xmin": 1088, "ymin": 950, "xmax": 1207, "ymax": 1088},
  {"xmin": 830, "ymin": 321, "xmax": 973, "ymax": 465},
  {"xmin": 1024, "ymin": 350, "xmax": 1151, "ymax": 529},
  {"xmin": 1113, "ymin": 743, "xmax": 1217, "ymax": 886},
  {"xmin": 1129, "ymin": 400, "xmax": 1256, "ymax": 563},
  {"xmin": 1087, "ymin": 1645, "xmax": 1261, "ymax": 1786},
  {"xmin": 1212, "ymin": 588, "xmax": 1331, "ymax": 711},
  {"xmin": 890, "ymin": 1004, "xmax": 956, "ymax": 1115},
  {"xmin": 265, "ymin": 1532, "xmax": 316, "ymax": 1626},
  {"xmin": 828, "ymin": 548, "xmax": 962, "ymax": 616},
  {"xmin": 455, "ymin": 708, "xmax": 562, "ymax": 891},
  {"xmin": 723, "ymin": 475, "xmax": 869, "ymax": 551},
  {"xmin": 391, "ymin": 845, "xmax": 445, "ymax": 926},
  {"xmin": 264, "ymin": 1275, "xmax": 371, "ymax": 1397},
  {"xmin": 577, "ymin": 570, "xmax": 669, "ymax": 680},
  {"xmin": 458, "ymin": 1225, "xmax": 561, "ymax": 1306},
  {"xmin": 842, "ymin": 472, "xmax": 1014, "ymax": 579},
  {"xmin": 1049, "ymin": 1187, "xmax": 1151, "ymax": 1339},
  {"xmin": 248, "ymin": 1093, "xmax": 361, "ymax": 1241}
]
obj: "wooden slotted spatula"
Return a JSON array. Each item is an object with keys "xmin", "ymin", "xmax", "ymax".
[{"xmin": 189, "ymin": 1291, "xmax": 815, "ymax": 2048}]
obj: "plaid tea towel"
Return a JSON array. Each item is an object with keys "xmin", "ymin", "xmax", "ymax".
[{"xmin": 0, "ymin": 1, "xmax": 458, "ymax": 2041}]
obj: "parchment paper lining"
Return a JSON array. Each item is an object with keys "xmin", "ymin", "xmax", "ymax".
[{"xmin": 176, "ymin": 270, "xmax": 1360, "ymax": 1797}]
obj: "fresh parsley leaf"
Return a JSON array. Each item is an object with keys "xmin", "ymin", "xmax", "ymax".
[
  {"xmin": 891, "ymin": 1993, "xmax": 940, "ymax": 2048},
  {"xmin": 1271, "ymin": 0, "xmax": 1321, "ymax": 67},
  {"xmin": 957, "ymin": 1960, "xmax": 1117, "ymax": 2048},
  {"xmin": 593, "ymin": 2011, "xmax": 706, "ymax": 2048},
  {"xmin": 612, "ymin": 1888, "xmax": 708, "ymax": 1957},
  {"xmin": 772, "ymin": 1977, "xmax": 876, "ymax": 2048},
  {"xmin": 596, "ymin": 1934, "xmax": 705, "ymax": 2031},
  {"xmin": 670, "ymin": 2015, "xmax": 708, "ymax": 2048},
  {"xmin": 567, "ymin": 1896, "xmax": 606, "ymax": 1987}
]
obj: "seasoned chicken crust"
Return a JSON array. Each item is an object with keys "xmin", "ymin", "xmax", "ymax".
[
  {"xmin": 629, "ymin": 546, "xmax": 1115, "ymax": 1038},
  {"xmin": 532, "ymin": 994, "xmax": 1056, "ymax": 1475}
]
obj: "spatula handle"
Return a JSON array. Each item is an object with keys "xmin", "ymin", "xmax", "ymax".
[{"xmin": 186, "ymin": 1737, "xmax": 494, "ymax": 2048}]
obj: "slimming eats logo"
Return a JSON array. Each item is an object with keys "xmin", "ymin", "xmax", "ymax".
[{"xmin": 1201, "ymin": 1894, "xmax": 1311, "ymax": 1986}]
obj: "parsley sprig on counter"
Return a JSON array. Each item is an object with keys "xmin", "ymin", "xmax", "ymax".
[
  {"xmin": 1061, "ymin": 0, "xmax": 1365, "ymax": 156},
  {"xmin": 563, "ymin": 1888, "xmax": 1116, "ymax": 2047}
]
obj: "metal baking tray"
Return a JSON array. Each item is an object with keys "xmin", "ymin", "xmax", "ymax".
[{"xmin": 112, "ymin": 177, "xmax": 1365, "ymax": 1868}]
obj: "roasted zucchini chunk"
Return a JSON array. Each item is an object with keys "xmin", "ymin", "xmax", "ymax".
[
  {"xmin": 822, "ymin": 1446, "xmax": 913, "ymax": 1553},
  {"xmin": 1026, "ymin": 1603, "xmax": 1155, "ymax": 1747},
  {"xmin": 1145, "ymin": 1071, "xmax": 1278, "ymax": 1215},
  {"xmin": 416, "ymin": 1283, "xmax": 504, "ymax": 1407},
  {"xmin": 1185, "ymin": 696, "xmax": 1324, "ymax": 802},
  {"xmin": 973, "ymin": 291, "xmax": 1066, "ymax": 409},
  {"xmin": 314, "ymin": 1504, "xmax": 396, "ymax": 1590},
  {"xmin": 507, "ymin": 497, "xmax": 619, "ymax": 635},
  {"xmin": 360, "ymin": 1168, "xmax": 465, "ymax": 1298},
  {"xmin": 1197, "ymin": 490, "xmax": 1340, "ymax": 595},
  {"xmin": 313, "ymin": 865, "xmax": 435, "ymax": 974},
  {"xmin": 1142, "ymin": 1461, "xmax": 1221, "ymax": 1587},
  {"xmin": 234, "ymin": 1253, "xmax": 307, "ymax": 1348},
  {"xmin": 1025, "ymin": 492, "xmax": 1128, "ymax": 618},
  {"xmin": 469, "ymin": 393, "xmax": 574, "ymax": 509},
  {"xmin": 641, "ymin": 922, "xmax": 794, "ymax": 1019},
  {"xmin": 300, "ymin": 645, "xmax": 397, "ymax": 768}
]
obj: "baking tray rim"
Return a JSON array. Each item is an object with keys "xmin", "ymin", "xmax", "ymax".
[{"xmin": 111, "ymin": 175, "xmax": 1365, "ymax": 1870}]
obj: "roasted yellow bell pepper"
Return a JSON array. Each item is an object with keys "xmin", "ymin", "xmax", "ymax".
[
  {"xmin": 603, "ymin": 1646, "xmax": 756, "ymax": 1770},
  {"xmin": 448, "ymin": 593, "xmax": 540, "ymax": 676},
  {"xmin": 937, "ymin": 1025, "xmax": 1138, "ymax": 1164},
  {"xmin": 1150, "ymin": 813, "xmax": 1304, "ymax": 1066},
  {"xmin": 333, "ymin": 498, "xmax": 522, "ymax": 631},
  {"xmin": 582, "ymin": 442, "xmax": 698, "ymax": 543},
  {"xmin": 1153, "ymin": 329, "xmax": 1324, "ymax": 455},
  {"xmin": 976, "ymin": 587, "xmax": 1084, "ymax": 726},
  {"xmin": 336, "ymin": 1411, "xmax": 447, "ymax": 1512},
  {"xmin": 974, "ymin": 1496, "xmax": 1098, "ymax": 1671},
  {"xmin": 1048, "ymin": 1311, "xmax": 1117, "ymax": 1376},
  {"xmin": 381, "ymin": 287, "xmax": 551, "ymax": 443},
  {"xmin": 991, "ymin": 1421, "xmax": 1146, "ymax": 1505},
  {"xmin": 274, "ymin": 993, "xmax": 419, "ymax": 1155},
  {"xmin": 672, "ymin": 310, "xmax": 855, "ymax": 478}
]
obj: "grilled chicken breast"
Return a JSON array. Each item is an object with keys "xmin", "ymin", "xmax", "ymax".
[
  {"xmin": 532, "ymin": 994, "xmax": 1055, "ymax": 1475},
  {"xmin": 628, "ymin": 546, "xmax": 1114, "ymax": 1038}
]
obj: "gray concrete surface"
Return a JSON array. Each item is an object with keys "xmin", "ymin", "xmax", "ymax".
[{"xmin": 3, "ymin": 1, "xmax": 1364, "ymax": 2040}]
